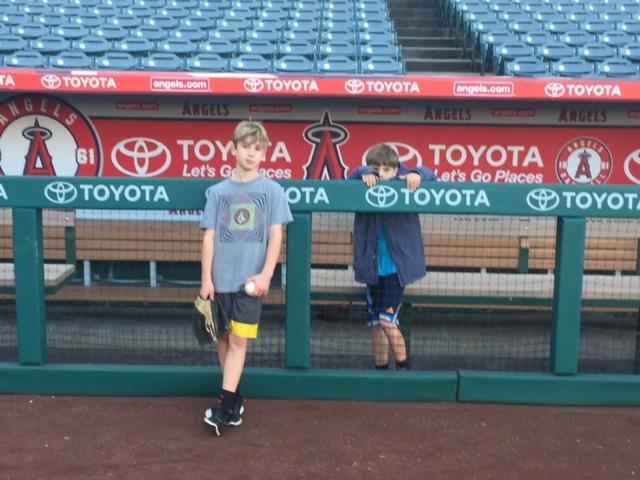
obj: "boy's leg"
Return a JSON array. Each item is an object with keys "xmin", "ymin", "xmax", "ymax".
[
  {"xmin": 377, "ymin": 274, "xmax": 409, "ymax": 368},
  {"xmin": 379, "ymin": 319, "xmax": 407, "ymax": 363},
  {"xmin": 371, "ymin": 326, "xmax": 390, "ymax": 367},
  {"xmin": 221, "ymin": 333, "xmax": 248, "ymax": 392}
]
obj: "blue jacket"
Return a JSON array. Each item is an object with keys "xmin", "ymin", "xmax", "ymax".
[{"xmin": 348, "ymin": 164, "xmax": 437, "ymax": 287}]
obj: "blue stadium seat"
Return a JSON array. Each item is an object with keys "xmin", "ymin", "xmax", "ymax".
[
  {"xmin": 621, "ymin": 42, "xmax": 640, "ymax": 64},
  {"xmin": 37, "ymin": 13, "xmax": 67, "ymax": 28},
  {"xmin": 92, "ymin": 25, "xmax": 129, "ymax": 42},
  {"xmin": 210, "ymin": 27, "xmax": 244, "ymax": 43},
  {"xmin": 506, "ymin": 56, "xmax": 550, "ymax": 77},
  {"xmin": 141, "ymin": 52, "xmax": 184, "ymax": 70},
  {"xmin": 318, "ymin": 41, "xmax": 358, "ymax": 59},
  {"xmin": 580, "ymin": 19, "xmax": 615, "ymax": 38},
  {"xmin": 281, "ymin": 29, "xmax": 319, "ymax": 43},
  {"xmin": 258, "ymin": 8, "xmax": 289, "ymax": 22},
  {"xmin": 494, "ymin": 41, "xmax": 535, "ymax": 73},
  {"xmin": 562, "ymin": 30, "xmax": 595, "ymax": 51},
  {"xmin": 170, "ymin": 27, "xmax": 207, "ymax": 42},
  {"xmin": 596, "ymin": 58, "xmax": 638, "ymax": 77},
  {"xmin": 500, "ymin": 11, "xmax": 532, "ymax": 24},
  {"xmin": 273, "ymin": 54, "xmax": 315, "ymax": 72},
  {"xmin": 601, "ymin": 10, "xmax": 631, "ymax": 24},
  {"xmin": 358, "ymin": 30, "xmax": 396, "ymax": 45},
  {"xmin": 277, "ymin": 39, "xmax": 316, "ymax": 59},
  {"xmin": 145, "ymin": 15, "xmax": 180, "ymax": 30},
  {"xmin": 137, "ymin": 0, "xmax": 165, "ymax": 7},
  {"xmin": 109, "ymin": 14, "xmax": 142, "ymax": 29},
  {"xmin": 179, "ymin": 16, "xmax": 215, "ymax": 30},
  {"xmin": 360, "ymin": 56, "xmax": 404, "ymax": 74},
  {"xmin": 359, "ymin": 41, "xmax": 400, "ymax": 60},
  {"xmin": 30, "ymin": 35, "xmax": 69, "ymax": 55},
  {"xmin": 286, "ymin": 18, "xmax": 321, "ymax": 32},
  {"xmin": 12, "ymin": 22, "xmax": 48, "ymax": 40},
  {"xmin": 132, "ymin": 26, "xmax": 168, "ymax": 42},
  {"xmin": 22, "ymin": 3, "xmax": 49, "ymax": 16},
  {"xmin": 552, "ymin": 58, "xmax": 595, "ymax": 77},
  {"xmin": 567, "ymin": 11, "xmax": 596, "ymax": 24},
  {"xmin": 229, "ymin": 53, "xmax": 272, "ymax": 72},
  {"xmin": 2, "ymin": 11, "xmax": 30, "ymax": 26},
  {"xmin": 239, "ymin": 39, "xmax": 277, "ymax": 57},
  {"xmin": 544, "ymin": 19, "xmax": 576, "ymax": 36},
  {"xmin": 88, "ymin": 5, "xmax": 119, "ymax": 17},
  {"xmin": 531, "ymin": 9, "xmax": 562, "ymax": 24},
  {"xmin": 509, "ymin": 20, "xmax": 542, "ymax": 36},
  {"xmin": 601, "ymin": 30, "xmax": 634, "ymax": 51},
  {"xmin": 198, "ymin": 38, "xmax": 237, "ymax": 57},
  {"xmin": 113, "ymin": 37, "xmax": 154, "ymax": 55},
  {"xmin": 49, "ymin": 51, "xmax": 92, "ymax": 69},
  {"xmin": 56, "ymin": 4, "xmax": 84, "ymax": 18},
  {"xmin": 160, "ymin": 6, "xmax": 190, "ymax": 19},
  {"xmin": 617, "ymin": 20, "xmax": 640, "ymax": 37},
  {"xmin": 74, "ymin": 14, "xmax": 103, "ymax": 29},
  {"xmin": 95, "ymin": 52, "xmax": 138, "ymax": 70},
  {"xmin": 539, "ymin": 41, "xmax": 575, "ymax": 63},
  {"xmin": 246, "ymin": 27, "xmax": 283, "ymax": 43},
  {"xmin": 73, "ymin": 35, "xmax": 112, "ymax": 56},
  {"xmin": 217, "ymin": 17, "xmax": 252, "ymax": 31},
  {"xmin": 523, "ymin": 30, "xmax": 557, "ymax": 50},
  {"xmin": 187, "ymin": 52, "xmax": 229, "ymax": 71},
  {"xmin": 3, "ymin": 50, "xmax": 46, "ymax": 68},
  {"xmin": 579, "ymin": 42, "xmax": 617, "ymax": 63},
  {"xmin": 320, "ymin": 29, "xmax": 357, "ymax": 43},
  {"xmin": 107, "ymin": 0, "xmax": 134, "ymax": 7},
  {"xmin": 191, "ymin": 7, "xmax": 225, "ymax": 21},
  {"xmin": 316, "ymin": 55, "xmax": 358, "ymax": 73},
  {"xmin": 123, "ymin": 5, "xmax": 155, "ymax": 18},
  {"xmin": 156, "ymin": 38, "xmax": 197, "ymax": 56}
]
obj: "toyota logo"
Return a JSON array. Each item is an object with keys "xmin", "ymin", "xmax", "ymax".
[
  {"xmin": 544, "ymin": 82, "xmax": 565, "ymax": 98},
  {"xmin": 111, "ymin": 137, "xmax": 172, "ymax": 177},
  {"xmin": 345, "ymin": 79, "xmax": 365, "ymax": 94},
  {"xmin": 41, "ymin": 74, "xmax": 62, "ymax": 89},
  {"xmin": 44, "ymin": 181, "xmax": 78, "ymax": 204},
  {"xmin": 526, "ymin": 188, "xmax": 560, "ymax": 212},
  {"xmin": 244, "ymin": 78, "xmax": 264, "ymax": 93},
  {"xmin": 365, "ymin": 185, "xmax": 398, "ymax": 208}
]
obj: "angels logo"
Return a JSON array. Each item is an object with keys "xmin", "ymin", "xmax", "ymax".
[
  {"xmin": 556, "ymin": 137, "xmax": 612, "ymax": 185},
  {"xmin": 302, "ymin": 112, "xmax": 349, "ymax": 180},
  {"xmin": 0, "ymin": 94, "xmax": 101, "ymax": 177}
]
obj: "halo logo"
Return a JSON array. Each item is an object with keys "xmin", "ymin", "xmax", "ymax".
[
  {"xmin": 366, "ymin": 185, "xmax": 398, "ymax": 208},
  {"xmin": 244, "ymin": 78, "xmax": 264, "ymax": 93},
  {"xmin": 545, "ymin": 83, "xmax": 565, "ymax": 97},
  {"xmin": 111, "ymin": 138, "xmax": 171, "ymax": 177},
  {"xmin": 345, "ymin": 79, "xmax": 365, "ymax": 94},
  {"xmin": 624, "ymin": 149, "xmax": 640, "ymax": 184},
  {"xmin": 0, "ymin": 94, "xmax": 101, "ymax": 177},
  {"xmin": 556, "ymin": 137, "xmax": 612, "ymax": 185},
  {"xmin": 45, "ymin": 181, "xmax": 78, "ymax": 204},
  {"xmin": 526, "ymin": 188, "xmax": 560, "ymax": 212},
  {"xmin": 41, "ymin": 74, "xmax": 62, "ymax": 90}
]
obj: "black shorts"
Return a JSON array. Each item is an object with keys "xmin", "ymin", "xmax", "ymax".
[
  {"xmin": 366, "ymin": 273, "xmax": 404, "ymax": 327},
  {"xmin": 216, "ymin": 291, "xmax": 263, "ymax": 339}
]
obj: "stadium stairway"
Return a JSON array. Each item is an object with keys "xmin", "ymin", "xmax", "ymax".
[{"xmin": 389, "ymin": 0, "xmax": 479, "ymax": 74}]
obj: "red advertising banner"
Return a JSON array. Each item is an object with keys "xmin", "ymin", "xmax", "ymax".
[{"xmin": 1, "ymin": 93, "xmax": 639, "ymax": 185}]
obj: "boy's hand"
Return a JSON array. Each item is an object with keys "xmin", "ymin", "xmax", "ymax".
[
  {"xmin": 246, "ymin": 274, "xmax": 271, "ymax": 298},
  {"xmin": 400, "ymin": 172, "xmax": 422, "ymax": 192},
  {"xmin": 200, "ymin": 280, "xmax": 214, "ymax": 300},
  {"xmin": 361, "ymin": 173, "xmax": 378, "ymax": 188}
]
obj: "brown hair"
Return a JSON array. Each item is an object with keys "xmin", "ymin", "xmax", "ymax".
[
  {"xmin": 233, "ymin": 120, "xmax": 270, "ymax": 148},
  {"xmin": 365, "ymin": 144, "xmax": 399, "ymax": 169}
]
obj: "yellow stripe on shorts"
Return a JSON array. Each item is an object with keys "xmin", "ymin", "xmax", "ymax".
[{"xmin": 228, "ymin": 319, "xmax": 259, "ymax": 339}]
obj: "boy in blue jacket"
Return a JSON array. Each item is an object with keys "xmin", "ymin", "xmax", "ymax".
[{"xmin": 348, "ymin": 144, "xmax": 436, "ymax": 370}]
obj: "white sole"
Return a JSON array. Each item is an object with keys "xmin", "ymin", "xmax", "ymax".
[
  {"xmin": 205, "ymin": 404, "xmax": 245, "ymax": 419},
  {"xmin": 203, "ymin": 416, "xmax": 222, "ymax": 436}
]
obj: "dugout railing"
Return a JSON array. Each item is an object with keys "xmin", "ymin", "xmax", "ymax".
[{"xmin": 0, "ymin": 177, "xmax": 639, "ymax": 405}]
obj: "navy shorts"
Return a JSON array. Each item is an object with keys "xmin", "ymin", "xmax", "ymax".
[
  {"xmin": 366, "ymin": 273, "xmax": 404, "ymax": 327},
  {"xmin": 216, "ymin": 291, "xmax": 262, "ymax": 339}
]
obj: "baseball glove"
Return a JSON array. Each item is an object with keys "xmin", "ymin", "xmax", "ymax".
[{"xmin": 193, "ymin": 295, "xmax": 226, "ymax": 345}]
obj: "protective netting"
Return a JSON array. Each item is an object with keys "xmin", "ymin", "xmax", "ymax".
[{"xmin": 1, "ymin": 209, "xmax": 638, "ymax": 373}]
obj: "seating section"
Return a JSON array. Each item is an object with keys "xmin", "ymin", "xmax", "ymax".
[
  {"xmin": 0, "ymin": 0, "xmax": 404, "ymax": 74},
  {"xmin": 448, "ymin": 0, "xmax": 640, "ymax": 77}
]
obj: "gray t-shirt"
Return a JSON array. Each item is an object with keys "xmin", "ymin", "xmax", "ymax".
[{"xmin": 200, "ymin": 175, "xmax": 293, "ymax": 293}]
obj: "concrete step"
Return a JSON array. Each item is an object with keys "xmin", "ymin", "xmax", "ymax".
[
  {"xmin": 405, "ymin": 58, "xmax": 479, "ymax": 73},
  {"xmin": 396, "ymin": 26, "xmax": 452, "ymax": 36},
  {"xmin": 393, "ymin": 15, "xmax": 444, "ymax": 28},
  {"xmin": 399, "ymin": 36, "xmax": 459, "ymax": 48},
  {"xmin": 402, "ymin": 46, "xmax": 466, "ymax": 59},
  {"xmin": 388, "ymin": 0, "xmax": 439, "ymax": 8}
]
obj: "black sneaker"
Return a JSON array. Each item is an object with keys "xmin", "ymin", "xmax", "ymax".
[
  {"xmin": 205, "ymin": 396, "xmax": 244, "ymax": 426},
  {"xmin": 203, "ymin": 404, "xmax": 231, "ymax": 436}
]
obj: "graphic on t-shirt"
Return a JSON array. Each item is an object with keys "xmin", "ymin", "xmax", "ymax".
[{"xmin": 219, "ymin": 193, "xmax": 266, "ymax": 242}]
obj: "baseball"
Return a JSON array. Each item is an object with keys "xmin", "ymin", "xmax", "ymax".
[{"xmin": 244, "ymin": 281, "xmax": 257, "ymax": 296}]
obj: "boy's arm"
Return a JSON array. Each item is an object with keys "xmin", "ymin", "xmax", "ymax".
[
  {"xmin": 248, "ymin": 224, "xmax": 283, "ymax": 298},
  {"xmin": 347, "ymin": 165, "xmax": 377, "ymax": 180},
  {"xmin": 200, "ymin": 228, "xmax": 215, "ymax": 299},
  {"xmin": 399, "ymin": 164, "xmax": 437, "ymax": 191}
]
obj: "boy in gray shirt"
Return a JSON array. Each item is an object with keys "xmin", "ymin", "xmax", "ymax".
[{"xmin": 200, "ymin": 120, "xmax": 292, "ymax": 436}]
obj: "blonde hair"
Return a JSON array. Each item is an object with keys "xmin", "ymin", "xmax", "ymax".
[
  {"xmin": 233, "ymin": 120, "xmax": 270, "ymax": 148},
  {"xmin": 365, "ymin": 143, "xmax": 399, "ymax": 169}
]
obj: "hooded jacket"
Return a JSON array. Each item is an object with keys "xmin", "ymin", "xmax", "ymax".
[{"xmin": 348, "ymin": 164, "xmax": 437, "ymax": 287}]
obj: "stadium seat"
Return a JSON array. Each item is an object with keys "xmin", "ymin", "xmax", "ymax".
[
  {"xmin": 132, "ymin": 26, "xmax": 168, "ymax": 42},
  {"xmin": 320, "ymin": 29, "xmax": 357, "ymax": 43},
  {"xmin": 494, "ymin": 41, "xmax": 535, "ymax": 73},
  {"xmin": 552, "ymin": 58, "xmax": 595, "ymax": 77},
  {"xmin": 54, "ymin": 22, "xmax": 89, "ymax": 40},
  {"xmin": 160, "ymin": 7, "xmax": 190, "ymax": 19},
  {"xmin": 217, "ymin": 17, "xmax": 252, "ymax": 31},
  {"xmin": 277, "ymin": 39, "xmax": 316, "ymax": 59},
  {"xmin": 567, "ymin": 11, "xmax": 596, "ymax": 24},
  {"xmin": 358, "ymin": 30, "xmax": 396, "ymax": 45},
  {"xmin": 95, "ymin": 52, "xmax": 138, "ymax": 70},
  {"xmin": 286, "ymin": 18, "xmax": 321, "ymax": 33},
  {"xmin": 210, "ymin": 27, "xmax": 244, "ymax": 43},
  {"xmin": 273, "ymin": 54, "xmax": 315, "ymax": 72},
  {"xmin": 281, "ymin": 29, "xmax": 319, "ymax": 43},
  {"xmin": 123, "ymin": 5, "xmax": 154, "ymax": 18},
  {"xmin": 144, "ymin": 15, "xmax": 180, "ymax": 30},
  {"xmin": 318, "ymin": 41, "xmax": 358, "ymax": 59},
  {"xmin": 12, "ymin": 22, "xmax": 48, "ymax": 40},
  {"xmin": 506, "ymin": 56, "xmax": 550, "ymax": 76},
  {"xmin": 316, "ymin": 55, "xmax": 358, "ymax": 73},
  {"xmin": 601, "ymin": 30, "xmax": 634, "ymax": 51},
  {"xmin": 619, "ymin": 3, "xmax": 640, "ymax": 15},
  {"xmin": 113, "ymin": 37, "xmax": 154, "ymax": 55},
  {"xmin": 229, "ymin": 53, "xmax": 272, "ymax": 72},
  {"xmin": 580, "ymin": 19, "xmax": 615, "ymax": 38},
  {"xmin": 579, "ymin": 42, "xmax": 617, "ymax": 63},
  {"xmin": 73, "ymin": 35, "xmax": 112, "ymax": 56},
  {"xmin": 187, "ymin": 52, "xmax": 229, "ymax": 71},
  {"xmin": 617, "ymin": 20, "xmax": 640, "ymax": 37},
  {"xmin": 601, "ymin": 10, "xmax": 630, "ymax": 24},
  {"xmin": 621, "ymin": 42, "xmax": 640, "ymax": 64},
  {"xmin": 509, "ymin": 20, "xmax": 543, "ymax": 36},
  {"xmin": 539, "ymin": 41, "xmax": 575, "ymax": 63},
  {"xmin": 258, "ymin": 8, "xmax": 289, "ymax": 22},
  {"xmin": 170, "ymin": 27, "xmax": 207, "ymax": 42},
  {"xmin": 562, "ymin": 30, "xmax": 595, "ymax": 51},
  {"xmin": 2, "ymin": 11, "xmax": 30, "ymax": 26},
  {"xmin": 531, "ymin": 10, "xmax": 563, "ymax": 24},
  {"xmin": 3, "ymin": 50, "xmax": 46, "ymax": 68},
  {"xmin": 30, "ymin": 35, "xmax": 69, "ymax": 55},
  {"xmin": 141, "ymin": 52, "xmax": 184, "ymax": 70},
  {"xmin": 596, "ymin": 58, "xmax": 638, "ymax": 77},
  {"xmin": 246, "ymin": 27, "xmax": 283, "ymax": 43},
  {"xmin": 523, "ymin": 30, "xmax": 557, "ymax": 50},
  {"xmin": 359, "ymin": 41, "xmax": 400, "ymax": 60},
  {"xmin": 238, "ymin": 39, "xmax": 277, "ymax": 57},
  {"xmin": 136, "ymin": 0, "xmax": 165, "ymax": 7},
  {"xmin": 198, "ymin": 38, "xmax": 236, "ymax": 57},
  {"xmin": 22, "ymin": 3, "xmax": 49, "ymax": 15},
  {"xmin": 179, "ymin": 16, "xmax": 215, "ymax": 30},
  {"xmin": 74, "ymin": 14, "xmax": 104, "ymax": 29},
  {"xmin": 89, "ymin": 5, "xmax": 119, "ymax": 17},
  {"xmin": 109, "ymin": 14, "xmax": 142, "ymax": 29},
  {"xmin": 92, "ymin": 25, "xmax": 128, "ymax": 41},
  {"xmin": 56, "ymin": 4, "xmax": 84, "ymax": 17},
  {"xmin": 544, "ymin": 19, "xmax": 576, "ymax": 36},
  {"xmin": 156, "ymin": 38, "xmax": 198, "ymax": 56},
  {"xmin": 49, "ymin": 51, "xmax": 92, "ymax": 69},
  {"xmin": 360, "ymin": 56, "xmax": 404, "ymax": 74}
]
